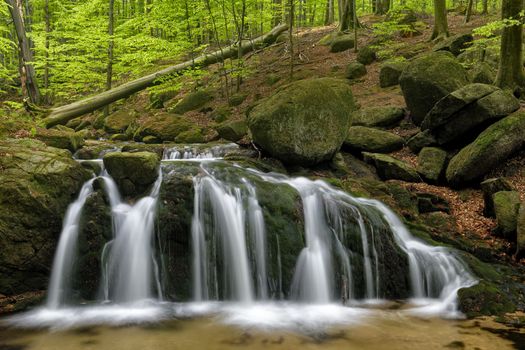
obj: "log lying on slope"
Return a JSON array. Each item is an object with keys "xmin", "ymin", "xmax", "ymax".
[{"xmin": 42, "ymin": 24, "xmax": 288, "ymax": 128}]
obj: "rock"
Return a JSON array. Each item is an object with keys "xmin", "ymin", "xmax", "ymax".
[
  {"xmin": 417, "ymin": 147, "xmax": 447, "ymax": 184},
  {"xmin": 35, "ymin": 128, "xmax": 85, "ymax": 152},
  {"xmin": 149, "ymin": 88, "xmax": 179, "ymax": 109},
  {"xmin": 458, "ymin": 280, "xmax": 516, "ymax": 318},
  {"xmin": 480, "ymin": 178, "xmax": 514, "ymax": 217},
  {"xmin": 469, "ymin": 62, "xmax": 496, "ymax": 84},
  {"xmin": 248, "ymin": 78, "xmax": 355, "ymax": 166},
  {"xmin": 446, "ymin": 111, "xmax": 525, "ymax": 187},
  {"xmin": 407, "ymin": 130, "xmax": 437, "ymax": 153},
  {"xmin": 0, "ymin": 139, "xmax": 90, "ymax": 296},
  {"xmin": 416, "ymin": 192, "xmax": 450, "ymax": 214},
  {"xmin": 379, "ymin": 61, "xmax": 408, "ymax": 88},
  {"xmin": 421, "ymin": 84, "xmax": 520, "ymax": 146},
  {"xmin": 133, "ymin": 113, "xmax": 193, "ymax": 141},
  {"xmin": 143, "ymin": 135, "xmax": 161, "ymax": 144},
  {"xmin": 110, "ymin": 133, "xmax": 129, "ymax": 141},
  {"xmin": 103, "ymin": 152, "xmax": 160, "ymax": 197},
  {"xmin": 357, "ymin": 46, "xmax": 376, "ymax": 65},
  {"xmin": 174, "ymin": 127, "xmax": 206, "ymax": 143},
  {"xmin": 210, "ymin": 106, "xmax": 231, "ymax": 123},
  {"xmin": 346, "ymin": 62, "xmax": 367, "ymax": 79},
  {"xmin": 168, "ymin": 90, "xmax": 213, "ymax": 114},
  {"xmin": 363, "ymin": 152, "xmax": 422, "ymax": 182},
  {"xmin": 330, "ymin": 35, "xmax": 355, "ymax": 53},
  {"xmin": 104, "ymin": 109, "xmax": 138, "ymax": 133},
  {"xmin": 386, "ymin": 7, "xmax": 417, "ymax": 24},
  {"xmin": 399, "ymin": 51, "xmax": 469, "ymax": 125},
  {"xmin": 493, "ymin": 191, "xmax": 520, "ymax": 239},
  {"xmin": 65, "ymin": 117, "xmax": 84, "ymax": 130},
  {"xmin": 228, "ymin": 93, "xmax": 249, "ymax": 107},
  {"xmin": 517, "ymin": 205, "xmax": 525, "ymax": 257},
  {"xmin": 351, "ymin": 107, "xmax": 405, "ymax": 128},
  {"xmin": 344, "ymin": 126, "xmax": 404, "ymax": 153},
  {"xmin": 216, "ymin": 120, "xmax": 248, "ymax": 142},
  {"xmin": 433, "ymin": 33, "xmax": 474, "ymax": 56}
]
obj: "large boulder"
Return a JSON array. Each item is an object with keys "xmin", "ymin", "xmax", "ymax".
[
  {"xmin": 168, "ymin": 90, "xmax": 213, "ymax": 115},
  {"xmin": 480, "ymin": 178, "xmax": 514, "ymax": 217},
  {"xmin": 351, "ymin": 107, "xmax": 405, "ymax": 128},
  {"xmin": 399, "ymin": 51, "xmax": 469, "ymax": 125},
  {"xmin": 104, "ymin": 109, "xmax": 138, "ymax": 134},
  {"xmin": 216, "ymin": 120, "xmax": 248, "ymax": 142},
  {"xmin": 330, "ymin": 35, "xmax": 355, "ymax": 53},
  {"xmin": 406, "ymin": 130, "xmax": 437, "ymax": 153},
  {"xmin": 379, "ymin": 61, "xmax": 408, "ymax": 88},
  {"xmin": 247, "ymin": 78, "xmax": 356, "ymax": 165},
  {"xmin": 469, "ymin": 62, "xmax": 496, "ymax": 84},
  {"xmin": 103, "ymin": 151, "xmax": 160, "ymax": 197},
  {"xmin": 493, "ymin": 191, "xmax": 520, "ymax": 240},
  {"xmin": 346, "ymin": 62, "xmax": 367, "ymax": 79},
  {"xmin": 0, "ymin": 139, "xmax": 90, "ymax": 296},
  {"xmin": 417, "ymin": 147, "xmax": 448, "ymax": 184},
  {"xmin": 133, "ymin": 113, "xmax": 193, "ymax": 142},
  {"xmin": 356, "ymin": 46, "xmax": 377, "ymax": 65},
  {"xmin": 35, "ymin": 128, "xmax": 85, "ymax": 153},
  {"xmin": 363, "ymin": 153, "xmax": 422, "ymax": 182},
  {"xmin": 446, "ymin": 111, "xmax": 525, "ymax": 187},
  {"xmin": 344, "ymin": 126, "xmax": 404, "ymax": 153},
  {"xmin": 433, "ymin": 33, "xmax": 474, "ymax": 56},
  {"xmin": 421, "ymin": 84, "xmax": 520, "ymax": 146}
]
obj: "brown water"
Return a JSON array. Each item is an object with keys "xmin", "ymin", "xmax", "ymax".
[{"xmin": 1, "ymin": 313, "xmax": 524, "ymax": 350}]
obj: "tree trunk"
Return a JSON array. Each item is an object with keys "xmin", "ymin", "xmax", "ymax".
[
  {"xmin": 431, "ymin": 0, "xmax": 449, "ymax": 40},
  {"xmin": 495, "ymin": 0, "xmax": 525, "ymax": 92},
  {"xmin": 41, "ymin": 24, "xmax": 289, "ymax": 128},
  {"xmin": 325, "ymin": 0, "xmax": 335, "ymax": 25},
  {"xmin": 105, "ymin": 0, "xmax": 115, "ymax": 116},
  {"xmin": 5, "ymin": 0, "xmax": 40, "ymax": 104},
  {"xmin": 481, "ymin": 0, "xmax": 488, "ymax": 14},
  {"xmin": 465, "ymin": 0, "xmax": 474, "ymax": 22},
  {"xmin": 339, "ymin": 0, "xmax": 359, "ymax": 31}
]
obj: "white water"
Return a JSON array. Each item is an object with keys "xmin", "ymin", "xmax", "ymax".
[{"xmin": 163, "ymin": 143, "xmax": 239, "ymax": 160}]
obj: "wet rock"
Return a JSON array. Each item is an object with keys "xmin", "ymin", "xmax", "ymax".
[
  {"xmin": 458, "ymin": 280, "xmax": 516, "ymax": 318},
  {"xmin": 493, "ymin": 191, "xmax": 520, "ymax": 240},
  {"xmin": 400, "ymin": 51, "xmax": 469, "ymax": 125},
  {"xmin": 363, "ymin": 152, "xmax": 422, "ymax": 182},
  {"xmin": 480, "ymin": 178, "xmax": 514, "ymax": 218},
  {"xmin": 417, "ymin": 147, "xmax": 447, "ymax": 184},
  {"xmin": 248, "ymin": 78, "xmax": 355, "ymax": 166},
  {"xmin": 344, "ymin": 126, "xmax": 404, "ymax": 153},
  {"xmin": 379, "ymin": 61, "xmax": 408, "ymax": 88},
  {"xmin": 351, "ymin": 107, "xmax": 405, "ymax": 128}
]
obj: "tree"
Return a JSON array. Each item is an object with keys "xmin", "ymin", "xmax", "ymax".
[
  {"xmin": 495, "ymin": 0, "xmax": 525, "ymax": 92},
  {"xmin": 338, "ymin": 0, "xmax": 359, "ymax": 32},
  {"xmin": 4, "ymin": 0, "xmax": 40, "ymax": 104},
  {"xmin": 431, "ymin": 0, "xmax": 449, "ymax": 40}
]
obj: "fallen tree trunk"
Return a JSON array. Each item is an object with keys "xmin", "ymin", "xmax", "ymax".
[{"xmin": 42, "ymin": 24, "xmax": 288, "ymax": 128}]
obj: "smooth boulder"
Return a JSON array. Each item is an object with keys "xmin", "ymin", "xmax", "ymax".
[
  {"xmin": 400, "ymin": 51, "xmax": 469, "ymax": 125},
  {"xmin": 248, "ymin": 78, "xmax": 355, "ymax": 166},
  {"xmin": 446, "ymin": 111, "xmax": 525, "ymax": 187}
]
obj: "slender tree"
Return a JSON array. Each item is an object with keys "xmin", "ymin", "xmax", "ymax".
[
  {"xmin": 431, "ymin": 0, "xmax": 449, "ymax": 40},
  {"xmin": 495, "ymin": 0, "xmax": 525, "ymax": 92},
  {"xmin": 105, "ymin": 0, "xmax": 115, "ymax": 116},
  {"xmin": 338, "ymin": 0, "xmax": 359, "ymax": 32}
]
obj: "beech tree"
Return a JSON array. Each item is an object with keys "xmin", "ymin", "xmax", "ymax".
[{"xmin": 431, "ymin": 0, "xmax": 449, "ymax": 40}]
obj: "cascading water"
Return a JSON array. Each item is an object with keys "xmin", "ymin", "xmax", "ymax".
[{"xmin": 163, "ymin": 143, "xmax": 239, "ymax": 160}]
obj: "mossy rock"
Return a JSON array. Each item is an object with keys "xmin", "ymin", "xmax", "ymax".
[
  {"xmin": 407, "ymin": 130, "xmax": 437, "ymax": 153},
  {"xmin": 357, "ymin": 46, "xmax": 377, "ymax": 65},
  {"xmin": 228, "ymin": 93, "xmax": 249, "ymax": 107},
  {"xmin": 330, "ymin": 35, "xmax": 355, "ymax": 53},
  {"xmin": 134, "ymin": 113, "xmax": 193, "ymax": 141},
  {"xmin": 0, "ymin": 139, "xmax": 90, "ymax": 296},
  {"xmin": 433, "ymin": 33, "xmax": 474, "ymax": 56},
  {"xmin": 480, "ymin": 178, "xmax": 514, "ymax": 217},
  {"xmin": 458, "ymin": 280, "xmax": 516, "ymax": 318},
  {"xmin": 103, "ymin": 151, "xmax": 160, "ymax": 197},
  {"xmin": 149, "ymin": 88, "xmax": 179, "ymax": 109},
  {"xmin": 344, "ymin": 126, "xmax": 404, "ymax": 153},
  {"xmin": 417, "ymin": 147, "xmax": 447, "ymax": 184},
  {"xmin": 469, "ymin": 62, "xmax": 496, "ymax": 84},
  {"xmin": 35, "ymin": 128, "xmax": 85, "ymax": 152},
  {"xmin": 210, "ymin": 106, "xmax": 232, "ymax": 123},
  {"xmin": 104, "ymin": 109, "xmax": 138, "ymax": 134},
  {"xmin": 345, "ymin": 62, "xmax": 367, "ymax": 79},
  {"xmin": 319, "ymin": 32, "xmax": 340, "ymax": 46},
  {"xmin": 174, "ymin": 127, "xmax": 206, "ymax": 143},
  {"xmin": 143, "ymin": 135, "xmax": 162, "ymax": 144},
  {"xmin": 363, "ymin": 152, "xmax": 422, "ymax": 182},
  {"xmin": 379, "ymin": 61, "xmax": 408, "ymax": 88},
  {"xmin": 493, "ymin": 191, "xmax": 520, "ymax": 240},
  {"xmin": 351, "ymin": 107, "xmax": 405, "ymax": 128},
  {"xmin": 168, "ymin": 90, "xmax": 213, "ymax": 114},
  {"xmin": 399, "ymin": 51, "xmax": 469, "ymax": 125},
  {"xmin": 446, "ymin": 111, "xmax": 525, "ymax": 187},
  {"xmin": 265, "ymin": 73, "xmax": 281, "ymax": 86},
  {"xmin": 216, "ymin": 120, "xmax": 248, "ymax": 142},
  {"xmin": 110, "ymin": 133, "xmax": 129, "ymax": 141},
  {"xmin": 248, "ymin": 78, "xmax": 356, "ymax": 166}
]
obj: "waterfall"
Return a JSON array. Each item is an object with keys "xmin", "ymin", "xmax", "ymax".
[
  {"xmin": 163, "ymin": 143, "xmax": 239, "ymax": 160},
  {"xmin": 47, "ymin": 179, "xmax": 95, "ymax": 309}
]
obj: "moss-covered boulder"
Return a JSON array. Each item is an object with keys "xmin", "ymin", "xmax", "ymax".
[
  {"xmin": 417, "ymin": 147, "xmax": 447, "ymax": 184},
  {"xmin": 344, "ymin": 126, "xmax": 404, "ymax": 153},
  {"xmin": 458, "ymin": 280, "xmax": 516, "ymax": 318},
  {"xmin": 104, "ymin": 109, "xmax": 138, "ymax": 134},
  {"xmin": 363, "ymin": 152, "xmax": 422, "ymax": 182},
  {"xmin": 379, "ymin": 61, "xmax": 408, "ymax": 88},
  {"xmin": 103, "ymin": 151, "xmax": 160, "ymax": 197},
  {"xmin": 248, "ymin": 78, "xmax": 355, "ymax": 166},
  {"xmin": 216, "ymin": 120, "xmax": 248, "ymax": 142},
  {"xmin": 469, "ymin": 62, "xmax": 496, "ymax": 84},
  {"xmin": 406, "ymin": 130, "xmax": 437, "ymax": 153},
  {"xmin": 351, "ymin": 106, "xmax": 405, "ymax": 128},
  {"xmin": 174, "ymin": 127, "xmax": 206, "ymax": 143},
  {"xmin": 168, "ymin": 90, "xmax": 213, "ymax": 114},
  {"xmin": 0, "ymin": 139, "xmax": 90, "ymax": 296},
  {"xmin": 149, "ymin": 88, "xmax": 179, "ymax": 109},
  {"xmin": 228, "ymin": 93, "xmax": 249, "ymax": 107},
  {"xmin": 399, "ymin": 51, "xmax": 469, "ymax": 125},
  {"xmin": 346, "ymin": 62, "xmax": 367, "ymax": 79},
  {"xmin": 133, "ymin": 113, "xmax": 193, "ymax": 141},
  {"xmin": 493, "ymin": 191, "xmax": 520, "ymax": 240},
  {"xmin": 446, "ymin": 111, "xmax": 525, "ymax": 187},
  {"xmin": 480, "ymin": 178, "xmax": 514, "ymax": 218},
  {"xmin": 356, "ymin": 46, "xmax": 376, "ymax": 65},
  {"xmin": 35, "ymin": 128, "xmax": 85, "ymax": 153},
  {"xmin": 421, "ymin": 84, "xmax": 520, "ymax": 146},
  {"xmin": 433, "ymin": 33, "xmax": 473, "ymax": 56},
  {"xmin": 330, "ymin": 35, "xmax": 355, "ymax": 53}
]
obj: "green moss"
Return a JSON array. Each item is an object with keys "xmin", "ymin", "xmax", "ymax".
[
  {"xmin": 344, "ymin": 126, "xmax": 404, "ymax": 153},
  {"xmin": 228, "ymin": 93, "xmax": 249, "ymax": 107},
  {"xmin": 330, "ymin": 35, "xmax": 355, "ymax": 53},
  {"xmin": 363, "ymin": 152, "xmax": 422, "ymax": 182},
  {"xmin": 104, "ymin": 109, "xmax": 138, "ymax": 133},
  {"xmin": 169, "ymin": 90, "xmax": 213, "ymax": 114},
  {"xmin": 216, "ymin": 120, "xmax": 247, "ymax": 142},
  {"xmin": 379, "ymin": 61, "xmax": 408, "ymax": 88},
  {"xmin": 357, "ymin": 46, "xmax": 376, "ymax": 65},
  {"xmin": 417, "ymin": 147, "xmax": 447, "ymax": 184},
  {"xmin": 345, "ymin": 62, "xmax": 367, "ymax": 79},
  {"xmin": 493, "ymin": 191, "xmax": 520, "ymax": 239},
  {"xmin": 134, "ymin": 113, "xmax": 193, "ymax": 141},
  {"xmin": 34, "ymin": 128, "xmax": 85, "ymax": 152},
  {"xmin": 174, "ymin": 127, "xmax": 206, "ymax": 143},
  {"xmin": 458, "ymin": 281, "xmax": 516, "ymax": 318},
  {"xmin": 351, "ymin": 107, "xmax": 405, "ymax": 128}
]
